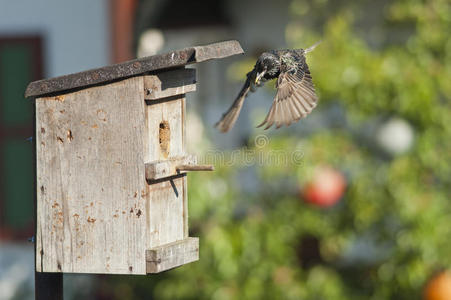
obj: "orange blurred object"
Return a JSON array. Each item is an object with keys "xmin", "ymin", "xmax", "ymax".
[
  {"xmin": 302, "ymin": 166, "xmax": 346, "ymax": 208},
  {"xmin": 111, "ymin": 0, "xmax": 137, "ymax": 63},
  {"xmin": 424, "ymin": 271, "xmax": 451, "ymax": 300}
]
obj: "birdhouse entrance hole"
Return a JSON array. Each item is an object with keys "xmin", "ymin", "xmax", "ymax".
[{"xmin": 159, "ymin": 121, "xmax": 170, "ymax": 158}]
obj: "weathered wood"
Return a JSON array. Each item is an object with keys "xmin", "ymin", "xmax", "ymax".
[
  {"xmin": 25, "ymin": 40, "xmax": 244, "ymax": 98},
  {"xmin": 147, "ymin": 175, "xmax": 186, "ymax": 248},
  {"xmin": 145, "ymin": 155, "xmax": 196, "ymax": 181},
  {"xmin": 145, "ymin": 93, "xmax": 188, "ymax": 251},
  {"xmin": 144, "ymin": 68, "xmax": 196, "ymax": 100},
  {"xmin": 176, "ymin": 165, "xmax": 214, "ymax": 172},
  {"xmin": 36, "ymin": 77, "xmax": 148, "ymax": 274},
  {"xmin": 146, "ymin": 96, "xmax": 185, "ymax": 160},
  {"xmin": 182, "ymin": 97, "xmax": 188, "ymax": 239},
  {"xmin": 34, "ymin": 101, "xmax": 64, "ymax": 300},
  {"xmin": 193, "ymin": 42, "xmax": 242, "ymax": 62},
  {"xmin": 146, "ymin": 237, "xmax": 199, "ymax": 273}
]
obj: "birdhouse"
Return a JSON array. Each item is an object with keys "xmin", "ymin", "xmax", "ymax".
[{"xmin": 25, "ymin": 40, "xmax": 243, "ymax": 275}]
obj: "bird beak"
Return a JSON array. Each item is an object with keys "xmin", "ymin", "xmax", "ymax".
[{"xmin": 255, "ymin": 71, "xmax": 266, "ymax": 84}]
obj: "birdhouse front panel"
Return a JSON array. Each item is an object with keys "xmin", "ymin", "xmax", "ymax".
[
  {"xmin": 143, "ymin": 68, "xmax": 198, "ymax": 253},
  {"xmin": 36, "ymin": 77, "xmax": 149, "ymax": 274}
]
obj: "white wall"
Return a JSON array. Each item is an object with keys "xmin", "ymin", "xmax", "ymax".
[{"xmin": 0, "ymin": 0, "xmax": 110, "ymax": 78}]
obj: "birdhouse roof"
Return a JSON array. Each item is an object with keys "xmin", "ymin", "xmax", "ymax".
[{"xmin": 25, "ymin": 40, "xmax": 243, "ymax": 98}]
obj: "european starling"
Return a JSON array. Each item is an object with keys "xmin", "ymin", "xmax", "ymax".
[{"xmin": 215, "ymin": 42, "xmax": 320, "ymax": 132}]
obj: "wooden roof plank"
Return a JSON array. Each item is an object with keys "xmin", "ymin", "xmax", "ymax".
[{"xmin": 25, "ymin": 40, "xmax": 243, "ymax": 98}]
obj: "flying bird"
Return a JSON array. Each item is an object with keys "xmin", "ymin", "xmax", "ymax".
[{"xmin": 215, "ymin": 42, "xmax": 320, "ymax": 132}]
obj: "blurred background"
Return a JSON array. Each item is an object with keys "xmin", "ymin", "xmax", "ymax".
[{"xmin": 1, "ymin": 0, "xmax": 451, "ymax": 299}]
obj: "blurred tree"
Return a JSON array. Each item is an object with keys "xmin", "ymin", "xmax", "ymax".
[{"xmin": 107, "ymin": 0, "xmax": 451, "ymax": 299}]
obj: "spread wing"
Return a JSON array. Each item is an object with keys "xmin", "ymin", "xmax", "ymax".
[
  {"xmin": 257, "ymin": 60, "xmax": 318, "ymax": 130},
  {"xmin": 215, "ymin": 69, "xmax": 257, "ymax": 133}
]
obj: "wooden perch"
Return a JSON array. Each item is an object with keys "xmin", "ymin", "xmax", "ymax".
[
  {"xmin": 176, "ymin": 165, "xmax": 214, "ymax": 172},
  {"xmin": 146, "ymin": 156, "xmax": 215, "ymax": 181},
  {"xmin": 145, "ymin": 155, "xmax": 196, "ymax": 181}
]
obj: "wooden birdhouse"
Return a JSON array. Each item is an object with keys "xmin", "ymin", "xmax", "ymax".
[{"xmin": 25, "ymin": 40, "xmax": 243, "ymax": 275}]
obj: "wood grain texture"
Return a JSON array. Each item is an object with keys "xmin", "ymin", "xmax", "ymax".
[
  {"xmin": 146, "ymin": 97, "xmax": 185, "ymax": 161},
  {"xmin": 181, "ymin": 97, "xmax": 188, "ymax": 239},
  {"xmin": 36, "ymin": 77, "xmax": 148, "ymax": 274},
  {"xmin": 146, "ymin": 94, "xmax": 188, "ymax": 250},
  {"xmin": 144, "ymin": 68, "xmax": 196, "ymax": 100},
  {"xmin": 147, "ymin": 175, "xmax": 186, "ymax": 248},
  {"xmin": 146, "ymin": 237, "xmax": 199, "ymax": 273}
]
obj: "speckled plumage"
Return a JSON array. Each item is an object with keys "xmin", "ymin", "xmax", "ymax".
[{"xmin": 215, "ymin": 43, "xmax": 320, "ymax": 132}]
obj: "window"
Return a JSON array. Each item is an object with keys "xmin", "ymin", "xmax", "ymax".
[{"xmin": 0, "ymin": 36, "xmax": 43, "ymax": 240}]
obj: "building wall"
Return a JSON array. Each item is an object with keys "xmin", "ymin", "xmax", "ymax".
[{"xmin": 0, "ymin": 0, "xmax": 111, "ymax": 77}]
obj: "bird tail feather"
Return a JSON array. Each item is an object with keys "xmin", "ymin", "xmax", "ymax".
[
  {"xmin": 215, "ymin": 72, "xmax": 254, "ymax": 133},
  {"xmin": 215, "ymin": 95, "xmax": 246, "ymax": 133}
]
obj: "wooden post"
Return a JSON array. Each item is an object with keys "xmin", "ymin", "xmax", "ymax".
[
  {"xmin": 35, "ymin": 272, "xmax": 63, "ymax": 300},
  {"xmin": 33, "ymin": 101, "xmax": 63, "ymax": 299}
]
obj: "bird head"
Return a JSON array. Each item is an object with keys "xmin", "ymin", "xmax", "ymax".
[{"xmin": 255, "ymin": 52, "xmax": 279, "ymax": 84}]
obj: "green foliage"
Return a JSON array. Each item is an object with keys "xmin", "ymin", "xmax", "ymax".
[{"xmin": 107, "ymin": 0, "xmax": 451, "ymax": 299}]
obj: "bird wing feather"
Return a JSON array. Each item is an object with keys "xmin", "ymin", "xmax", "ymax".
[
  {"xmin": 215, "ymin": 69, "xmax": 257, "ymax": 133},
  {"xmin": 257, "ymin": 60, "xmax": 318, "ymax": 130}
]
